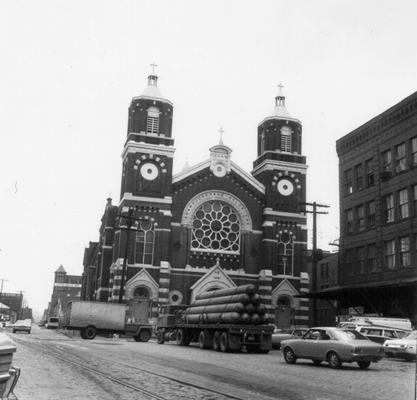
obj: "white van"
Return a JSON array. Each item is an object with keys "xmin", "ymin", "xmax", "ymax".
[{"xmin": 46, "ymin": 317, "xmax": 59, "ymax": 329}]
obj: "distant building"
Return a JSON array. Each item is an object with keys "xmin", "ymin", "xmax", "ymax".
[
  {"xmin": 0, "ymin": 293, "xmax": 23, "ymax": 323},
  {"xmin": 82, "ymin": 70, "xmax": 311, "ymax": 329},
  {"xmin": 48, "ymin": 265, "xmax": 82, "ymax": 322},
  {"xmin": 307, "ymin": 91, "xmax": 417, "ymax": 326},
  {"xmin": 307, "ymin": 251, "xmax": 339, "ymax": 326}
]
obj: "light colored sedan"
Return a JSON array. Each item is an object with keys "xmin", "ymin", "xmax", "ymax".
[
  {"xmin": 281, "ymin": 327, "xmax": 385, "ymax": 369},
  {"xmin": 383, "ymin": 331, "xmax": 417, "ymax": 361},
  {"xmin": 272, "ymin": 328, "xmax": 308, "ymax": 349}
]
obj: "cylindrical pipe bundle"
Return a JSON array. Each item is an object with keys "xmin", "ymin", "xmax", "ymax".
[
  {"xmin": 186, "ymin": 302, "xmax": 246, "ymax": 315},
  {"xmin": 250, "ymin": 294, "xmax": 261, "ymax": 305},
  {"xmin": 186, "ymin": 312, "xmax": 241, "ymax": 324},
  {"xmin": 196, "ymin": 284, "xmax": 256, "ymax": 300},
  {"xmin": 255, "ymin": 304, "xmax": 266, "ymax": 316},
  {"xmin": 245, "ymin": 303, "xmax": 256, "ymax": 315},
  {"xmin": 191, "ymin": 293, "xmax": 251, "ymax": 307}
]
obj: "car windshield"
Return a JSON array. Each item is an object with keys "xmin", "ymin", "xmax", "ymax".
[
  {"xmin": 402, "ymin": 331, "xmax": 417, "ymax": 340},
  {"xmin": 332, "ymin": 329, "xmax": 369, "ymax": 340}
]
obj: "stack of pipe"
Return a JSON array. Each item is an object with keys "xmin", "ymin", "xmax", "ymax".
[{"xmin": 185, "ymin": 284, "xmax": 270, "ymax": 325}]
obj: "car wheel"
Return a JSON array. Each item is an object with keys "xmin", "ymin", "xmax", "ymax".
[
  {"xmin": 357, "ymin": 361, "xmax": 371, "ymax": 370},
  {"xmin": 283, "ymin": 347, "xmax": 297, "ymax": 364},
  {"xmin": 327, "ymin": 352, "xmax": 342, "ymax": 369},
  {"xmin": 312, "ymin": 360, "xmax": 322, "ymax": 366}
]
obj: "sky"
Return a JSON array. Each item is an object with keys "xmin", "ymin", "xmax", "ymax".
[{"xmin": 1, "ymin": 1, "xmax": 416, "ymax": 314}]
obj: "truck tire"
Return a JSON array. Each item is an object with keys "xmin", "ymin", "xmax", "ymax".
[
  {"xmin": 138, "ymin": 329, "xmax": 151, "ymax": 342},
  {"xmin": 83, "ymin": 327, "xmax": 97, "ymax": 340},
  {"xmin": 212, "ymin": 330, "xmax": 221, "ymax": 352},
  {"xmin": 176, "ymin": 328, "xmax": 189, "ymax": 346},
  {"xmin": 199, "ymin": 331, "xmax": 209, "ymax": 349},
  {"xmin": 156, "ymin": 329, "xmax": 165, "ymax": 344},
  {"xmin": 220, "ymin": 332, "xmax": 230, "ymax": 353}
]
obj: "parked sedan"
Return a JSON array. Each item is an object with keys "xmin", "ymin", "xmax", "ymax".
[
  {"xmin": 12, "ymin": 319, "xmax": 32, "ymax": 334},
  {"xmin": 281, "ymin": 327, "xmax": 384, "ymax": 369},
  {"xmin": 272, "ymin": 328, "xmax": 308, "ymax": 349},
  {"xmin": 383, "ymin": 331, "xmax": 417, "ymax": 361}
]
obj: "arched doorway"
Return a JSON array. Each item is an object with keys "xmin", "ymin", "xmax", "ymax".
[
  {"xmin": 275, "ymin": 296, "xmax": 291, "ymax": 329},
  {"xmin": 127, "ymin": 287, "xmax": 151, "ymax": 323}
]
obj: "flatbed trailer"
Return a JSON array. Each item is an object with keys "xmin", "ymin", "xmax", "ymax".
[{"xmin": 156, "ymin": 304, "xmax": 273, "ymax": 353}]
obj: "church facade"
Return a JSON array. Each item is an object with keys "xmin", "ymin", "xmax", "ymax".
[{"xmin": 82, "ymin": 71, "xmax": 310, "ymax": 328}]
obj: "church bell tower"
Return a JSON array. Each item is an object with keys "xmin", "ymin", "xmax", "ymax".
[{"xmin": 252, "ymin": 85, "xmax": 308, "ymax": 277}]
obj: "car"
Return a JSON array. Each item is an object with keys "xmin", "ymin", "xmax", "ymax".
[
  {"xmin": 12, "ymin": 319, "xmax": 32, "ymax": 334},
  {"xmin": 281, "ymin": 327, "xmax": 385, "ymax": 369},
  {"xmin": 356, "ymin": 326, "xmax": 407, "ymax": 344},
  {"xmin": 383, "ymin": 331, "xmax": 417, "ymax": 361},
  {"xmin": 272, "ymin": 328, "xmax": 308, "ymax": 349}
]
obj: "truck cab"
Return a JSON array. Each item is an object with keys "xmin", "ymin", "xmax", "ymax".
[{"xmin": 156, "ymin": 305, "xmax": 189, "ymax": 344}]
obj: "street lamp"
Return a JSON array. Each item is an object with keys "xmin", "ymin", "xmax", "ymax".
[{"xmin": 118, "ymin": 206, "xmax": 139, "ymax": 304}]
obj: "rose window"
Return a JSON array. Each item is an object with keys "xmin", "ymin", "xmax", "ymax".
[{"xmin": 191, "ymin": 201, "xmax": 240, "ymax": 253}]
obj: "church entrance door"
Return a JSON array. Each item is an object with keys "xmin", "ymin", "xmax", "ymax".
[{"xmin": 275, "ymin": 296, "xmax": 291, "ymax": 329}]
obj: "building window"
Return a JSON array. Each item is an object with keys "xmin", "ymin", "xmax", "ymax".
[
  {"xmin": 356, "ymin": 247, "xmax": 365, "ymax": 274},
  {"xmin": 355, "ymin": 164, "xmax": 363, "ymax": 190},
  {"xmin": 345, "ymin": 169, "xmax": 353, "ymax": 195},
  {"xmin": 367, "ymin": 200, "xmax": 376, "ymax": 228},
  {"xmin": 191, "ymin": 201, "xmax": 241, "ymax": 254},
  {"xmin": 135, "ymin": 220, "xmax": 155, "ymax": 264},
  {"xmin": 277, "ymin": 232, "xmax": 294, "ymax": 275},
  {"xmin": 356, "ymin": 205, "xmax": 365, "ymax": 231},
  {"xmin": 260, "ymin": 130, "xmax": 265, "ymax": 154},
  {"xmin": 383, "ymin": 194, "xmax": 394, "ymax": 223},
  {"xmin": 366, "ymin": 158, "xmax": 374, "ymax": 186},
  {"xmin": 280, "ymin": 126, "xmax": 292, "ymax": 152},
  {"xmin": 346, "ymin": 209, "xmax": 353, "ymax": 234},
  {"xmin": 368, "ymin": 244, "xmax": 376, "ymax": 273},
  {"xmin": 384, "ymin": 240, "xmax": 395, "ymax": 270},
  {"xmin": 381, "ymin": 149, "xmax": 392, "ymax": 172},
  {"xmin": 398, "ymin": 189, "xmax": 409, "ymax": 219},
  {"xmin": 320, "ymin": 263, "xmax": 325, "ymax": 278},
  {"xmin": 411, "ymin": 137, "xmax": 417, "ymax": 167},
  {"xmin": 325, "ymin": 262, "xmax": 329, "ymax": 278},
  {"xmin": 414, "ymin": 185, "xmax": 417, "ymax": 215},
  {"xmin": 346, "ymin": 249, "xmax": 354, "ymax": 275},
  {"xmin": 400, "ymin": 237, "xmax": 411, "ymax": 267},
  {"xmin": 146, "ymin": 106, "xmax": 159, "ymax": 134},
  {"xmin": 396, "ymin": 143, "xmax": 406, "ymax": 172}
]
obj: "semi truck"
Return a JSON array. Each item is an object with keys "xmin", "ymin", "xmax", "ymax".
[
  {"xmin": 156, "ymin": 285, "xmax": 274, "ymax": 353},
  {"xmin": 64, "ymin": 301, "xmax": 153, "ymax": 341}
]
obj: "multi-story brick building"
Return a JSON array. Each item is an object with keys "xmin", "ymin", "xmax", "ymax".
[
  {"xmin": 306, "ymin": 91, "xmax": 417, "ymax": 326},
  {"xmin": 48, "ymin": 265, "xmax": 82, "ymax": 322},
  {"xmin": 82, "ymin": 69, "xmax": 311, "ymax": 328}
]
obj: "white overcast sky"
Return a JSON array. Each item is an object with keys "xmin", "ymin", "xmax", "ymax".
[{"xmin": 1, "ymin": 1, "xmax": 416, "ymax": 314}]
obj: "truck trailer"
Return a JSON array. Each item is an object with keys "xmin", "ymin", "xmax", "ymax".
[
  {"xmin": 64, "ymin": 301, "xmax": 153, "ymax": 341},
  {"xmin": 156, "ymin": 285, "xmax": 274, "ymax": 353}
]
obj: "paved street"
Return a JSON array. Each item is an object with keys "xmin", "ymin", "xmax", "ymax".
[{"xmin": 4, "ymin": 325, "xmax": 416, "ymax": 400}]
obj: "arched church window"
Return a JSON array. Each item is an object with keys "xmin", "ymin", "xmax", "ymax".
[
  {"xmin": 277, "ymin": 232, "xmax": 294, "ymax": 275},
  {"xmin": 135, "ymin": 220, "xmax": 154, "ymax": 264},
  {"xmin": 277, "ymin": 296, "xmax": 291, "ymax": 308},
  {"xmin": 260, "ymin": 129, "xmax": 265, "ymax": 154},
  {"xmin": 281, "ymin": 126, "xmax": 292, "ymax": 153},
  {"xmin": 147, "ymin": 106, "xmax": 159, "ymax": 134},
  {"xmin": 191, "ymin": 201, "xmax": 241, "ymax": 254}
]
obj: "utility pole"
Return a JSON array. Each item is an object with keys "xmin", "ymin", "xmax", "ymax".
[{"xmin": 300, "ymin": 201, "xmax": 329, "ymax": 326}]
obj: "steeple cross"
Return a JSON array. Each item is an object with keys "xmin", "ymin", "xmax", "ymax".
[
  {"xmin": 150, "ymin": 62, "xmax": 157, "ymax": 74},
  {"xmin": 218, "ymin": 127, "xmax": 224, "ymax": 145},
  {"xmin": 277, "ymin": 83, "xmax": 284, "ymax": 93}
]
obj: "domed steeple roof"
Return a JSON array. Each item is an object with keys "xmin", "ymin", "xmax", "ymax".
[
  {"xmin": 133, "ymin": 62, "xmax": 172, "ymax": 105},
  {"xmin": 270, "ymin": 83, "xmax": 292, "ymax": 119}
]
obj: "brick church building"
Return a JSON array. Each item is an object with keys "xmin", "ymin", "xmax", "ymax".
[{"xmin": 82, "ymin": 69, "xmax": 310, "ymax": 328}]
